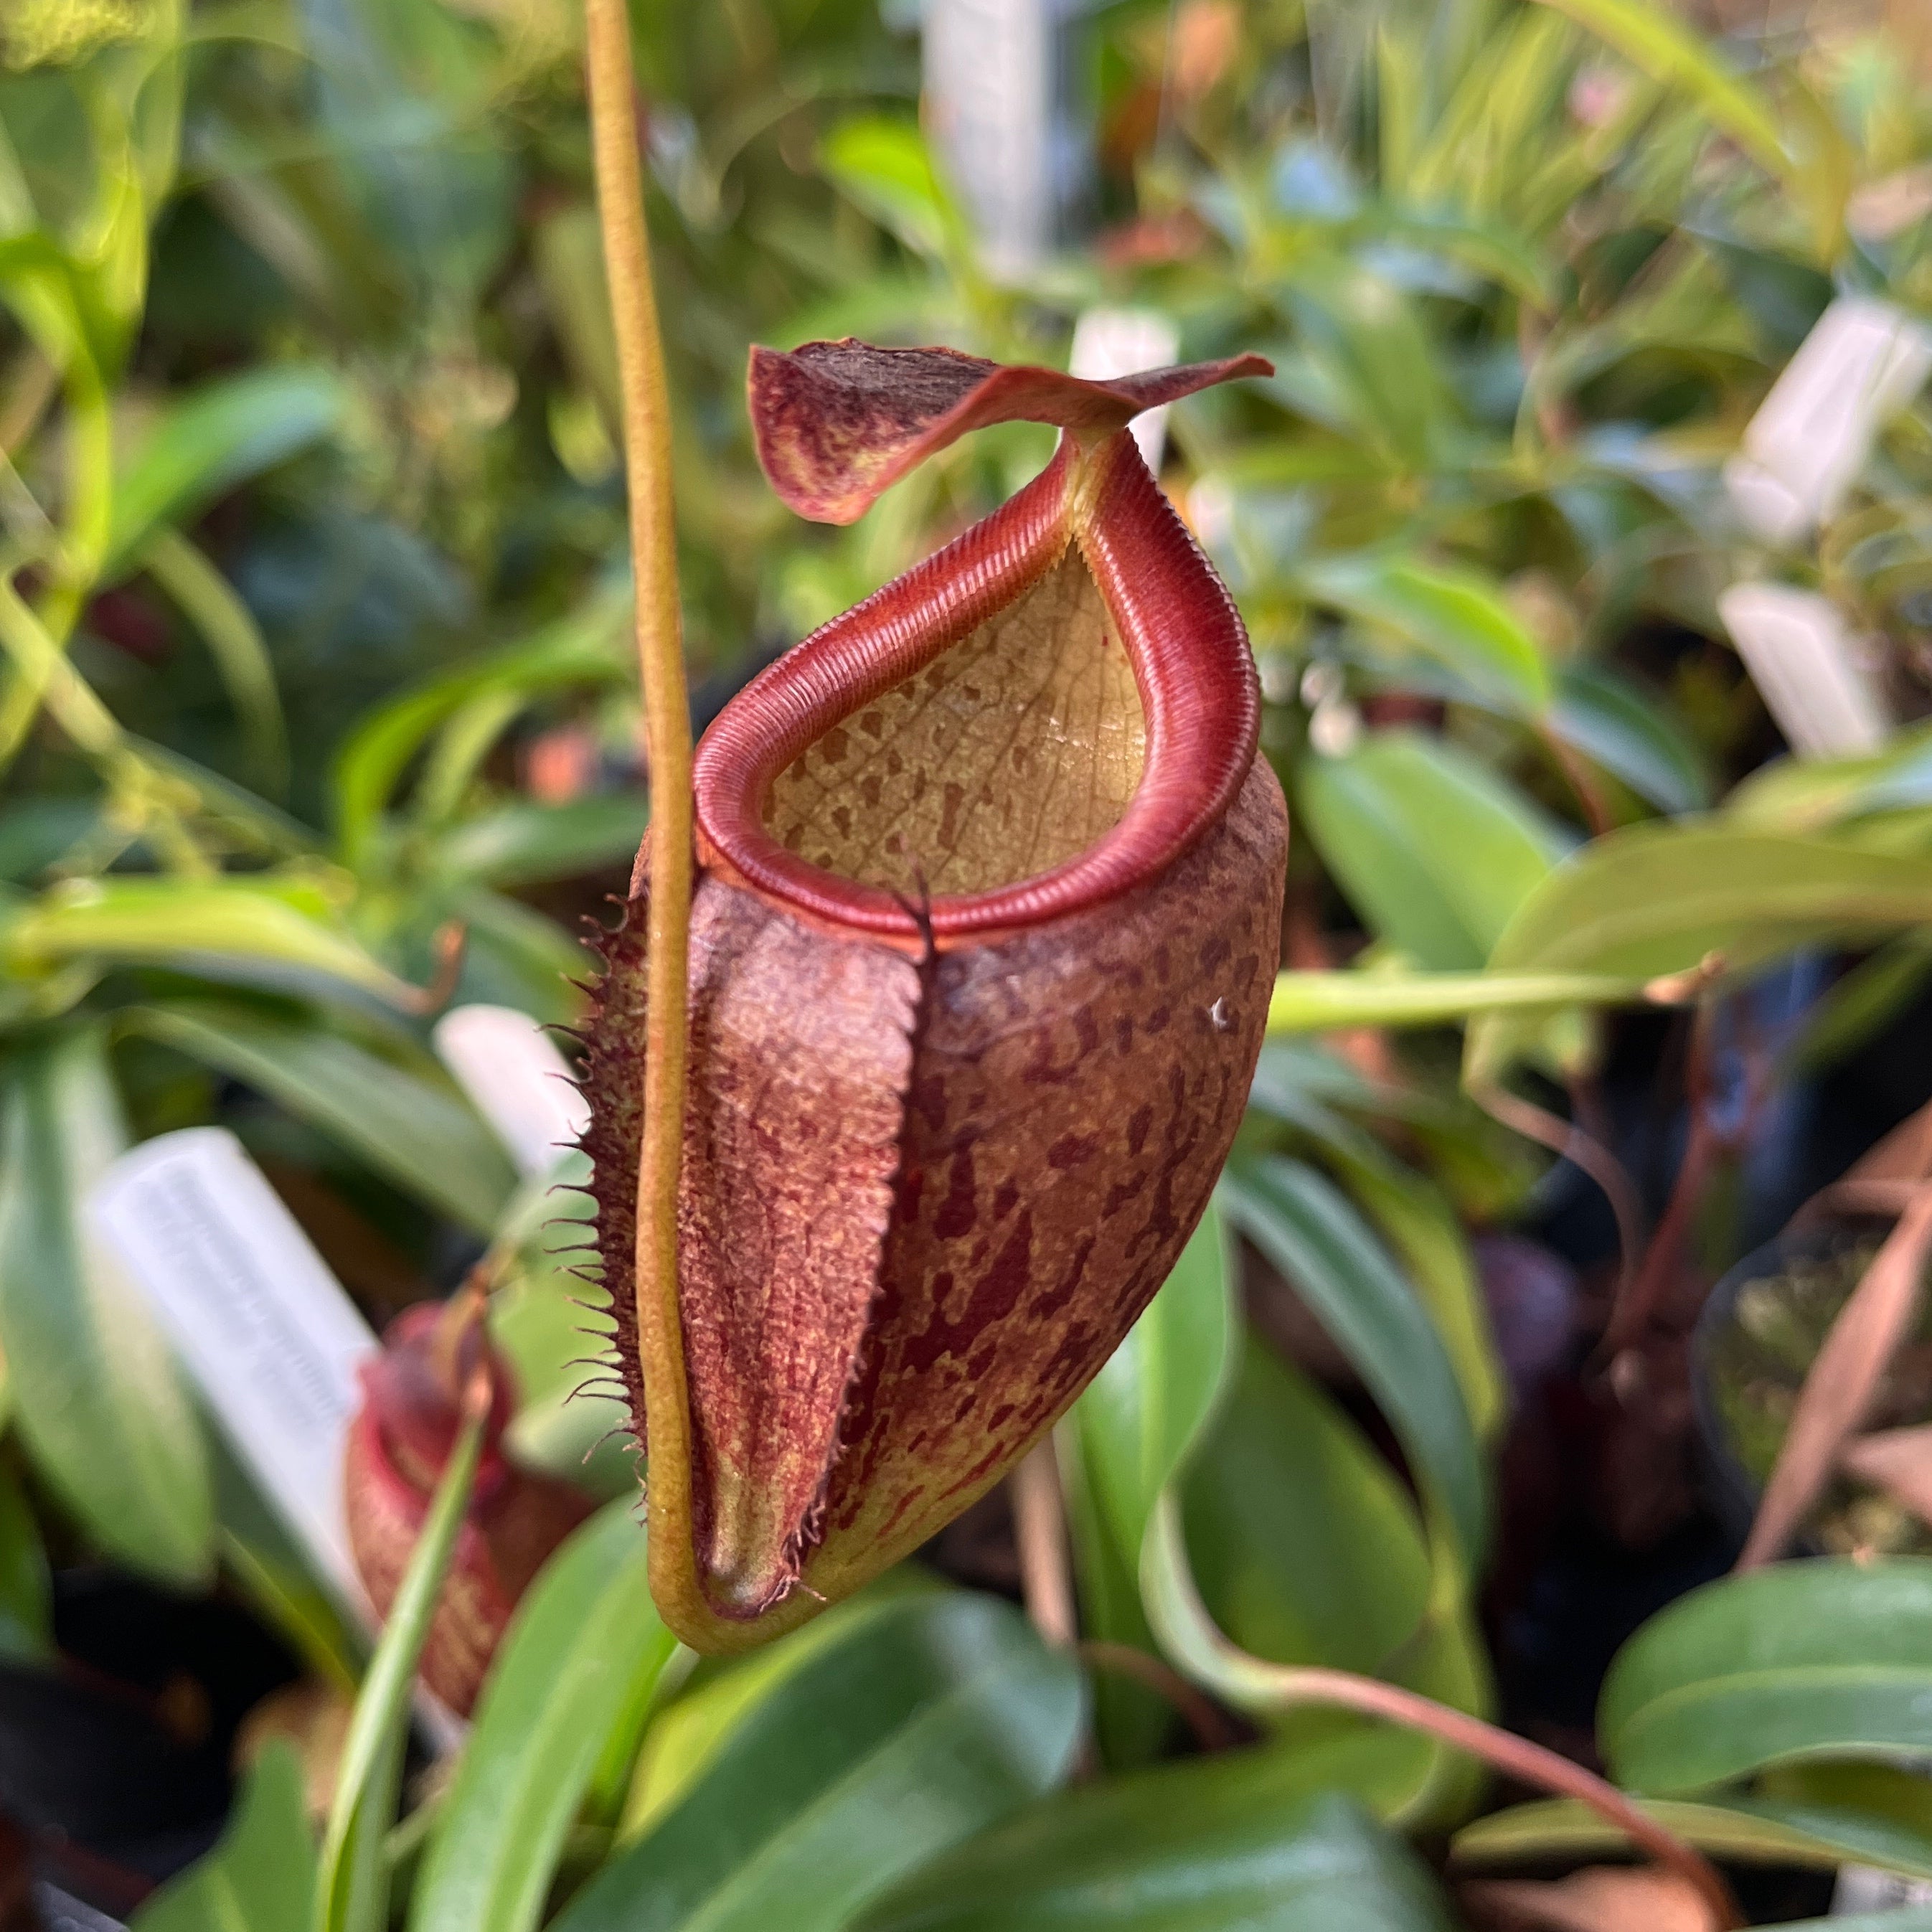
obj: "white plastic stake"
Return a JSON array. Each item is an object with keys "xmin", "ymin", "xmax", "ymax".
[
  {"xmin": 1725, "ymin": 296, "xmax": 1932, "ymax": 545},
  {"xmin": 1070, "ymin": 308, "xmax": 1183, "ymax": 472},
  {"xmin": 88, "ymin": 1128, "xmax": 377, "ymax": 1611},
  {"xmin": 433, "ymin": 1003, "xmax": 588, "ymax": 1179},
  {"xmin": 1834, "ymin": 1864, "xmax": 1932, "ymax": 1911},
  {"xmin": 1717, "ymin": 582, "xmax": 1892, "ymax": 758},
  {"xmin": 923, "ymin": 0, "xmax": 1052, "ymax": 278}
]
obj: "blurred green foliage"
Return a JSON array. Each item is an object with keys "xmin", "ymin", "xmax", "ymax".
[{"xmin": 0, "ymin": 0, "xmax": 1931, "ymax": 1926}]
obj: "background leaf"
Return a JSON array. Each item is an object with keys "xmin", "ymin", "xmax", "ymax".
[
  {"xmin": 854, "ymin": 1784, "xmax": 1459, "ymax": 1932},
  {"xmin": 131, "ymin": 1739, "xmax": 318, "ymax": 1932},
  {"xmin": 409, "ymin": 1502, "xmax": 676, "ymax": 1932},
  {"xmin": 126, "ymin": 1001, "xmax": 516, "ymax": 1234},
  {"xmin": 0, "ymin": 1029, "xmax": 212, "ymax": 1587},
  {"xmin": 555, "ymin": 1593, "xmax": 1083, "ymax": 1932},
  {"xmin": 1298, "ymin": 732, "xmax": 1566, "ymax": 971},
  {"xmin": 1600, "ymin": 1560, "xmax": 1932, "ymax": 1796}
]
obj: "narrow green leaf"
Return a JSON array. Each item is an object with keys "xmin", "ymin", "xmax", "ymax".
[
  {"xmin": 1548, "ymin": 661, "xmax": 1711, "ymax": 815},
  {"xmin": 819, "ymin": 116, "xmax": 965, "ymax": 263},
  {"xmin": 0, "ymin": 1462, "xmax": 50, "ymax": 1663},
  {"xmin": 1527, "ymin": 0, "xmax": 1787, "ymax": 179},
  {"xmin": 557, "ymin": 1594, "xmax": 1083, "ymax": 1932},
  {"xmin": 1454, "ymin": 1794, "xmax": 1932, "ymax": 1880},
  {"xmin": 1600, "ymin": 1559, "xmax": 1932, "ymax": 1796},
  {"xmin": 1299, "ymin": 732, "xmax": 1565, "ymax": 972},
  {"xmin": 105, "ymin": 365, "xmax": 344, "ymax": 580},
  {"xmin": 1465, "ymin": 826, "xmax": 1932, "ymax": 1084},
  {"xmin": 1062, "ymin": 1211, "xmax": 1238, "ymax": 1768},
  {"xmin": 1302, "ymin": 557, "xmax": 1552, "ymax": 717},
  {"xmin": 316, "ymin": 1403, "xmax": 485, "ymax": 1932},
  {"xmin": 1067, "ymin": 1209, "xmax": 1237, "ymax": 1569},
  {"xmin": 434, "ymin": 794, "xmax": 650, "ymax": 888},
  {"xmin": 0, "ymin": 1032, "xmax": 212, "ymax": 1586},
  {"xmin": 133, "ymin": 1739, "xmax": 318, "ymax": 1932},
  {"xmin": 4, "ymin": 875, "xmax": 413, "ymax": 1006},
  {"xmin": 126, "ymin": 1002, "xmax": 515, "ymax": 1234},
  {"xmin": 854, "ymin": 1783, "xmax": 1457, "ymax": 1932},
  {"xmin": 1267, "ymin": 967, "xmax": 1652, "ymax": 1032},
  {"xmin": 1220, "ymin": 1156, "xmax": 1487, "ymax": 1565},
  {"xmin": 410, "ymin": 1502, "xmax": 676, "ymax": 1932}
]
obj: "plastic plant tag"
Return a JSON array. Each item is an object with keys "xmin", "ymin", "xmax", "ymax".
[
  {"xmin": 1717, "ymin": 582, "xmax": 1891, "ymax": 758},
  {"xmin": 923, "ymin": 0, "xmax": 1052, "ymax": 277},
  {"xmin": 1070, "ymin": 308, "xmax": 1183, "ymax": 471},
  {"xmin": 1835, "ymin": 1865, "xmax": 1932, "ymax": 1910},
  {"xmin": 433, "ymin": 1002, "xmax": 588, "ymax": 1177},
  {"xmin": 88, "ymin": 1127, "xmax": 378, "ymax": 1611},
  {"xmin": 1724, "ymin": 296, "xmax": 1932, "ymax": 545}
]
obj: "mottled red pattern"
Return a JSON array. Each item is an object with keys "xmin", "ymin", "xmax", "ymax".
[
  {"xmin": 342, "ymin": 1306, "xmax": 593, "ymax": 1713},
  {"xmin": 581, "ymin": 341, "xmax": 1286, "ymax": 1642},
  {"xmin": 750, "ymin": 337, "xmax": 1272, "ymax": 526}
]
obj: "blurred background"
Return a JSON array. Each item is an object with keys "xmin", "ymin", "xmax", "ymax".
[{"xmin": 6, "ymin": 0, "xmax": 1932, "ymax": 1926}]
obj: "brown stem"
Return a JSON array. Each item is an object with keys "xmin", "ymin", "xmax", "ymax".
[
  {"xmin": 1539, "ymin": 725, "xmax": 1612, "ymax": 839},
  {"xmin": 585, "ymin": 0, "xmax": 704, "ymax": 1634},
  {"xmin": 1147, "ymin": 1493, "xmax": 1741, "ymax": 1925},
  {"xmin": 1603, "ymin": 1007, "xmax": 1716, "ymax": 1355},
  {"xmin": 1477, "ymin": 1083, "xmax": 1646, "ymax": 1309},
  {"xmin": 1078, "ymin": 1641, "xmax": 1241, "ymax": 1753},
  {"xmin": 1300, "ymin": 1670, "xmax": 1738, "ymax": 1926},
  {"xmin": 1012, "ymin": 1439, "xmax": 1078, "ymax": 1649}
]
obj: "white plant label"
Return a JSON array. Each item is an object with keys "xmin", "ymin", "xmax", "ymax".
[
  {"xmin": 1070, "ymin": 308, "xmax": 1184, "ymax": 472},
  {"xmin": 1717, "ymin": 581, "xmax": 1892, "ymax": 758},
  {"xmin": 1725, "ymin": 296, "xmax": 1932, "ymax": 545},
  {"xmin": 923, "ymin": 0, "xmax": 1052, "ymax": 278},
  {"xmin": 88, "ymin": 1127, "xmax": 377, "ymax": 1612},
  {"xmin": 1834, "ymin": 1863, "xmax": 1932, "ymax": 1911},
  {"xmin": 433, "ymin": 1002, "xmax": 588, "ymax": 1178}
]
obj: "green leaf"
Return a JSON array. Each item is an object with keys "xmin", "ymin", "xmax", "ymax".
[
  {"xmin": 1299, "ymin": 732, "xmax": 1565, "ymax": 972},
  {"xmin": 105, "ymin": 365, "xmax": 344, "ymax": 580},
  {"xmin": 133, "ymin": 1740, "xmax": 318, "ymax": 1932},
  {"xmin": 1600, "ymin": 1559, "xmax": 1932, "ymax": 1796},
  {"xmin": 1220, "ymin": 1156, "xmax": 1488, "ymax": 1566},
  {"xmin": 330, "ymin": 597, "xmax": 628, "ymax": 871},
  {"xmin": 1184, "ymin": 1339, "xmax": 1431, "ymax": 1678},
  {"xmin": 1267, "ymin": 967, "xmax": 1655, "ymax": 1032},
  {"xmin": 556, "ymin": 1594, "xmax": 1083, "ymax": 1932},
  {"xmin": 1548, "ymin": 661, "xmax": 1711, "ymax": 815},
  {"xmin": 1465, "ymin": 826, "xmax": 1932, "ymax": 1084},
  {"xmin": 316, "ymin": 1402, "xmax": 485, "ymax": 1932},
  {"xmin": 434, "ymin": 794, "xmax": 649, "ymax": 889},
  {"xmin": 818, "ymin": 116, "xmax": 965, "ymax": 263},
  {"xmin": 0, "ymin": 1030, "xmax": 212, "ymax": 1587},
  {"xmin": 1302, "ymin": 557, "xmax": 1552, "ymax": 718},
  {"xmin": 126, "ymin": 1002, "xmax": 515, "ymax": 1234},
  {"xmin": 618, "ymin": 1578, "xmax": 942, "ymax": 1841},
  {"xmin": 1066, "ymin": 1209, "xmax": 1237, "ymax": 1570},
  {"xmin": 1527, "ymin": 0, "xmax": 1787, "ymax": 179},
  {"xmin": 1061, "ymin": 1211, "xmax": 1238, "ymax": 1768},
  {"xmin": 0, "ymin": 1462, "xmax": 50, "ymax": 1664},
  {"xmin": 409, "ymin": 1503, "xmax": 677, "ymax": 1932},
  {"xmin": 4, "ymin": 875, "xmax": 414, "ymax": 1007},
  {"xmin": 1454, "ymin": 1794, "xmax": 1932, "ymax": 1880},
  {"xmin": 853, "ymin": 1783, "xmax": 1458, "ymax": 1932}
]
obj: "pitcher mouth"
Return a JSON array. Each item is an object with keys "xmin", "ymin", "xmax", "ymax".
[{"xmin": 692, "ymin": 432, "xmax": 1261, "ymax": 951}]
